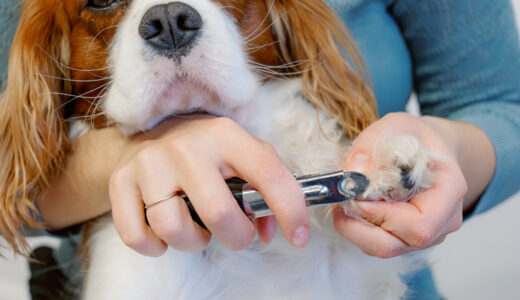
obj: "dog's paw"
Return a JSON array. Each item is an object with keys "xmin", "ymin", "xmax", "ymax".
[{"xmin": 356, "ymin": 135, "xmax": 441, "ymax": 202}]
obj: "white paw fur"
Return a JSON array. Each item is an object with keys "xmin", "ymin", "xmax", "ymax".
[{"xmin": 357, "ymin": 135, "xmax": 440, "ymax": 203}]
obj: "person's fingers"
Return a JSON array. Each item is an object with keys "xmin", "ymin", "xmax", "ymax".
[
  {"xmin": 203, "ymin": 118, "xmax": 308, "ymax": 247},
  {"xmin": 109, "ymin": 168, "xmax": 167, "ymax": 257},
  {"xmin": 219, "ymin": 138, "xmax": 309, "ymax": 248},
  {"xmin": 344, "ymin": 113, "xmax": 436, "ymax": 173},
  {"xmin": 442, "ymin": 204, "xmax": 464, "ymax": 236},
  {"xmin": 341, "ymin": 114, "xmax": 466, "ymax": 249},
  {"xmin": 179, "ymin": 161, "xmax": 256, "ymax": 251},
  {"xmin": 145, "ymin": 195, "xmax": 211, "ymax": 252},
  {"xmin": 256, "ymin": 216, "xmax": 278, "ymax": 244},
  {"xmin": 133, "ymin": 131, "xmax": 255, "ymax": 251},
  {"xmin": 346, "ymin": 200, "xmax": 428, "ymax": 248},
  {"xmin": 332, "ymin": 206, "xmax": 416, "ymax": 258},
  {"xmin": 406, "ymin": 160, "xmax": 466, "ymax": 240},
  {"xmin": 115, "ymin": 117, "xmax": 307, "ymax": 252},
  {"xmin": 138, "ymin": 160, "xmax": 212, "ymax": 252},
  {"xmin": 429, "ymin": 234, "xmax": 447, "ymax": 247},
  {"xmin": 335, "ymin": 202, "xmax": 449, "ymax": 258},
  {"xmin": 161, "ymin": 116, "xmax": 308, "ymax": 247},
  {"xmin": 129, "ymin": 145, "xmax": 212, "ymax": 252},
  {"xmin": 346, "ymin": 163, "xmax": 465, "ymax": 249}
]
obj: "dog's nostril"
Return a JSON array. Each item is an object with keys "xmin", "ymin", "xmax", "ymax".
[
  {"xmin": 139, "ymin": 2, "xmax": 202, "ymax": 55},
  {"xmin": 177, "ymin": 15, "xmax": 191, "ymax": 30},
  {"xmin": 139, "ymin": 19, "xmax": 163, "ymax": 40},
  {"xmin": 177, "ymin": 15, "xmax": 187, "ymax": 29},
  {"xmin": 150, "ymin": 20, "xmax": 164, "ymax": 37},
  {"xmin": 177, "ymin": 12, "xmax": 202, "ymax": 31}
]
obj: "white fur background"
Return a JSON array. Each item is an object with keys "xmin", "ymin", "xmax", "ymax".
[{"xmin": 1, "ymin": 1, "xmax": 520, "ymax": 299}]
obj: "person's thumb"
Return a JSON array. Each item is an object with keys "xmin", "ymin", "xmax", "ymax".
[
  {"xmin": 345, "ymin": 151, "xmax": 372, "ymax": 173},
  {"xmin": 344, "ymin": 126, "xmax": 382, "ymax": 173}
]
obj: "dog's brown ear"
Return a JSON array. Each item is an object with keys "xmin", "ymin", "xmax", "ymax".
[
  {"xmin": 0, "ymin": 0, "xmax": 71, "ymax": 255},
  {"xmin": 270, "ymin": 0, "xmax": 378, "ymax": 138}
]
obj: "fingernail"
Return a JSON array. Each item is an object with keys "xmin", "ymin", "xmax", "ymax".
[
  {"xmin": 343, "ymin": 200, "xmax": 365, "ymax": 217},
  {"xmin": 266, "ymin": 217, "xmax": 277, "ymax": 242},
  {"xmin": 347, "ymin": 152, "xmax": 371, "ymax": 172},
  {"xmin": 355, "ymin": 200, "xmax": 375, "ymax": 212},
  {"xmin": 291, "ymin": 225, "xmax": 308, "ymax": 247}
]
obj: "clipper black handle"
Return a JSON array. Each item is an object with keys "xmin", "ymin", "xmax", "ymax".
[
  {"xmin": 147, "ymin": 171, "xmax": 368, "ymax": 231},
  {"xmin": 182, "ymin": 178, "xmax": 247, "ymax": 229}
]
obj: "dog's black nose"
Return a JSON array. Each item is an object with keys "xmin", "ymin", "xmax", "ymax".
[{"xmin": 139, "ymin": 2, "xmax": 202, "ymax": 55}]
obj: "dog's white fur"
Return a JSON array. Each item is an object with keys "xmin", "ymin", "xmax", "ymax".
[
  {"xmin": 80, "ymin": 1, "xmax": 437, "ymax": 299},
  {"xmin": 104, "ymin": 0, "xmax": 257, "ymax": 134}
]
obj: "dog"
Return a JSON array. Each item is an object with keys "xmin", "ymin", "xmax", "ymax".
[{"xmin": 0, "ymin": 0, "xmax": 437, "ymax": 298}]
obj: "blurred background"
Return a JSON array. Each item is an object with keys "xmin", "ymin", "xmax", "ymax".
[{"xmin": 1, "ymin": 1, "xmax": 520, "ymax": 299}]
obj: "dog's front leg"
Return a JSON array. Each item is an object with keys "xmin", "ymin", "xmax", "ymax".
[
  {"xmin": 346, "ymin": 135, "xmax": 439, "ymax": 205},
  {"xmin": 82, "ymin": 216, "xmax": 194, "ymax": 300}
]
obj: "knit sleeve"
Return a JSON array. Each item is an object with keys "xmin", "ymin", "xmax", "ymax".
[
  {"xmin": 0, "ymin": 0, "xmax": 21, "ymax": 86},
  {"xmin": 391, "ymin": 0, "xmax": 520, "ymax": 217}
]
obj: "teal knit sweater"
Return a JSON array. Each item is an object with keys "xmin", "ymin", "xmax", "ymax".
[
  {"xmin": 1, "ymin": 0, "xmax": 520, "ymax": 298},
  {"xmin": 0, "ymin": 1, "xmax": 19, "ymax": 85}
]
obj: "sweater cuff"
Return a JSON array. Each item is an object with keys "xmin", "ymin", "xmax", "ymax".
[
  {"xmin": 447, "ymin": 102, "xmax": 520, "ymax": 219},
  {"xmin": 324, "ymin": 0, "xmax": 366, "ymax": 11}
]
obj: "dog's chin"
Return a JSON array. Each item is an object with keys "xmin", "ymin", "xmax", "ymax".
[
  {"xmin": 116, "ymin": 109, "xmax": 220, "ymax": 137},
  {"xmin": 106, "ymin": 74, "xmax": 224, "ymax": 136}
]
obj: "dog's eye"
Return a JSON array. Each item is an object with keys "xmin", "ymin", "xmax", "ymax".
[{"xmin": 87, "ymin": 0, "xmax": 119, "ymax": 9}]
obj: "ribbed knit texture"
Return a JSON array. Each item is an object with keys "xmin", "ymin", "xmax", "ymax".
[
  {"xmin": 324, "ymin": 0, "xmax": 366, "ymax": 11},
  {"xmin": 0, "ymin": 0, "xmax": 20, "ymax": 86},
  {"xmin": 391, "ymin": 0, "xmax": 520, "ymax": 217}
]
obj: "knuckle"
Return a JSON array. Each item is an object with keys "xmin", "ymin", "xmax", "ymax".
[
  {"xmin": 209, "ymin": 117, "xmax": 241, "ymax": 135},
  {"xmin": 409, "ymin": 224, "xmax": 434, "ymax": 248},
  {"xmin": 381, "ymin": 112, "xmax": 407, "ymax": 123},
  {"xmin": 448, "ymin": 215, "xmax": 463, "ymax": 234},
  {"xmin": 122, "ymin": 232, "xmax": 148, "ymax": 251},
  {"xmin": 367, "ymin": 242, "xmax": 399, "ymax": 259},
  {"xmin": 255, "ymin": 156, "xmax": 286, "ymax": 183},
  {"xmin": 377, "ymin": 248, "xmax": 397, "ymax": 259},
  {"xmin": 451, "ymin": 167, "xmax": 468, "ymax": 197},
  {"xmin": 210, "ymin": 117, "xmax": 250, "ymax": 143},
  {"xmin": 361, "ymin": 249, "xmax": 375, "ymax": 257},
  {"xmin": 259, "ymin": 141, "xmax": 278, "ymax": 155},
  {"xmin": 204, "ymin": 206, "xmax": 233, "ymax": 228},
  {"xmin": 109, "ymin": 167, "xmax": 132, "ymax": 190},
  {"xmin": 135, "ymin": 146, "xmax": 159, "ymax": 166},
  {"xmin": 224, "ymin": 224, "xmax": 255, "ymax": 251},
  {"xmin": 166, "ymin": 134, "xmax": 195, "ymax": 155},
  {"xmin": 152, "ymin": 217, "xmax": 185, "ymax": 241},
  {"xmin": 258, "ymin": 161, "xmax": 286, "ymax": 183},
  {"xmin": 231, "ymin": 235, "xmax": 254, "ymax": 251},
  {"xmin": 435, "ymin": 236, "xmax": 447, "ymax": 245},
  {"xmin": 187, "ymin": 239, "xmax": 211, "ymax": 253},
  {"xmin": 448, "ymin": 222, "xmax": 462, "ymax": 235},
  {"xmin": 458, "ymin": 180, "xmax": 469, "ymax": 199}
]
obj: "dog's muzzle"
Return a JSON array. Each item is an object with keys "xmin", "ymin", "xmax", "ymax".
[{"xmin": 139, "ymin": 2, "xmax": 202, "ymax": 58}]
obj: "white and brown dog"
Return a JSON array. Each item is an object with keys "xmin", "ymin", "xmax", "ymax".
[{"xmin": 0, "ymin": 0, "xmax": 436, "ymax": 298}]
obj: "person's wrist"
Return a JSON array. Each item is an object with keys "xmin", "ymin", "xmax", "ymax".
[
  {"xmin": 88, "ymin": 128, "xmax": 128, "ymax": 180},
  {"xmin": 420, "ymin": 115, "xmax": 461, "ymax": 160},
  {"xmin": 421, "ymin": 115, "xmax": 496, "ymax": 212},
  {"xmin": 75, "ymin": 128, "xmax": 128, "ymax": 212}
]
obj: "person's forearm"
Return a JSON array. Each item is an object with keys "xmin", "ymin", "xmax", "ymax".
[
  {"xmin": 37, "ymin": 128, "xmax": 125, "ymax": 229},
  {"xmin": 421, "ymin": 116, "xmax": 496, "ymax": 212}
]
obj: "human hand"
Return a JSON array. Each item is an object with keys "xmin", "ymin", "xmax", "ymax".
[
  {"xmin": 333, "ymin": 112, "xmax": 468, "ymax": 258},
  {"xmin": 109, "ymin": 115, "xmax": 309, "ymax": 256}
]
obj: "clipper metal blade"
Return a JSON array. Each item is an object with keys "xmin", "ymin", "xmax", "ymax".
[{"xmin": 180, "ymin": 170, "xmax": 371, "ymax": 228}]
